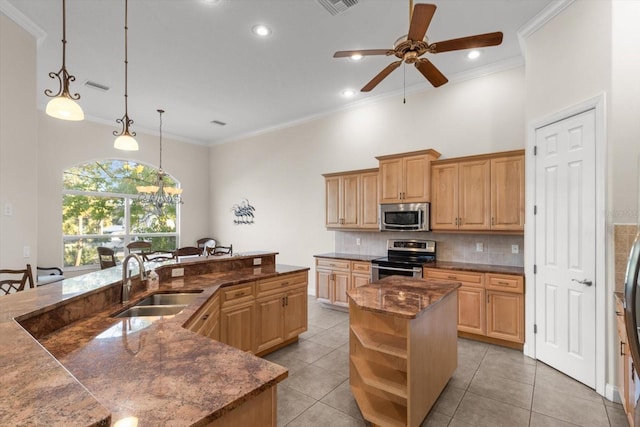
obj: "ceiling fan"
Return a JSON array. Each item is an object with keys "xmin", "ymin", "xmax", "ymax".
[{"xmin": 333, "ymin": 1, "xmax": 503, "ymax": 91}]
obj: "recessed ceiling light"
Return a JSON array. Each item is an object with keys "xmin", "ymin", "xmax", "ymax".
[
  {"xmin": 201, "ymin": 0, "xmax": 221, "ymax": 5},
  {"xmin": 467, "ymin": 50, "xmax": 481, "ymax": 60},
  {"xmin": 252, "ymin": 25, "xmax": 271, "ymax": 37},
  {"xmin": 341, "ymin": 89, "xmax": 356, "ymax": 98},
  {"xmin": 350, "ymin": 53, "xmax": 363, "ymax": 61}
]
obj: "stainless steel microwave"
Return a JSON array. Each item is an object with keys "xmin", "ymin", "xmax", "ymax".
[{"xmin": 379, "ymin": 202, "xmax": 430, "ymax": 232}]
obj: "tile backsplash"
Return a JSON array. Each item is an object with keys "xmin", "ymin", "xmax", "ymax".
[
  {"xmin": 335, "ymin": 231, "xmax": 524, "ymax": 267},
  {"xmin": 615, "ymin": 224, "xmax": 638, "ymax": 292}
]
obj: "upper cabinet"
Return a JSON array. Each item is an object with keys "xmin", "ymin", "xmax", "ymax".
[
  {"xmin": 323, "ymin": 168, "xmax": 378, "ymax": 230},
  {"xmin": 431, "ymin": 150, "xmax": 524, "ymax": 232},
  {"xmin": 376, "ymin": 149, "xmax": 441, "ymax": 203}
]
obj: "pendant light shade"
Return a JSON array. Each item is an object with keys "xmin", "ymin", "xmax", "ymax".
[
  {"xmin": 113, "ymin": 0, "xmax": 137, "ymax": 151},
  {"xmin": 44, "ymin": 0, "xmax": 84, "ymax": 121}
]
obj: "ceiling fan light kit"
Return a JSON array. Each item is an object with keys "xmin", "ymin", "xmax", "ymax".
[{"xmin": 334, "ymin": 2, "xmax": 503, "ymax": 92}]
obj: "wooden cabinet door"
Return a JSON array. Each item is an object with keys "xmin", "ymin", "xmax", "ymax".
[
  {"xmin": 255, "ymin": 294, "xmax": 285, "ymax": 353},
  {"xmin": 351, "ymin": 273, "xmax": 370, "ymax": 288},
  {"xmin": 221, "ymin": 301, "xmax": 255, "ymax": 353},
  {"xmin": 325, "ymin": 176, "xmax": 341, "ymax": 227},
  {"xmin": 284, "ymin": 286, "xmax": 308, "ymax": 340},
  {"xmin": 486, "ymin": 291, "xmax": 523, "ymax": 343},
  {"xmin": 458, "ymin": 159, "xmax": 491, "ymax": 230},
  {"xmin": 490, "ymin": 155, "xmax": 524, "ymax": 230},
  {"xmin": 341, "ymin": 174, "xmax": 360, "ymax": 227},
  {"xmin": 316, "ymin": 269, "xmax": 332, "ymax": 303},
  {"xmin": 332, "ymin": 271, "xmax": 350, "ymax": 307},
  {"xmin": 431, "ymin": 163, "xmax": 459, "ymax": 230},
  {"xmin": 360, "ymin": 171, "xmax": 379, "ymax": 229},
  {"xmin": 402, "ymin": 153, "xmax": 430, "ymax": 202},
  {"xmin": 458, "ymin": 286, "xmax": 486, "ymax": 335},
  {"xmin": 379, "ymin": 158, "xmax": 403, "ymax": 203}
]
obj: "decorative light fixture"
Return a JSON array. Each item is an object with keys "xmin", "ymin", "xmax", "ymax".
[
  {"xmin": 113, "ymin": 0, "xmax": 138, "ymax": 151},
  {"xmin": 136, "ymin": 110, "xmax": 183, "ymax": 210},
  {"xmin": 44, "ymin": 0, "xmax": 84, "ymax": 121}
]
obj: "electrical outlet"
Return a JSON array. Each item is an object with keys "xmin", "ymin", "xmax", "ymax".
[
  {"xmin": 356, "ymin": 238, "xmax": 361, "ymax": 246},
  {"xmin": 512, "ymin": 244, "xmax": 519, "ymax": 254},
  {"xmin": 253, "ymin": 258, "xmax": 262, "ymax": 266},
  {"xmin": 171, "ymin": 268, "xmax": 184, "ymax": 277},
  {"xmin": 476, "ymin": 242, "xmax": 483, "ymax": 252},
  {"xmin": 23, "ymin": 246, "xmax": 30, "ymax": 258},
  {"xmin": 4, "ymin": 203, "xmax": 12, "ymax": 216}
]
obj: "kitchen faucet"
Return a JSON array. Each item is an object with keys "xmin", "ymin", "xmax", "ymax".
[{"xmin": 121, "ymin": 253, "xmax": 147, "ymax": 304}]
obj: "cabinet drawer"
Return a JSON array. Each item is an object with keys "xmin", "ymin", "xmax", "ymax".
[
  {"xmin": 424, "ymin": 268, "xmax": 483, "ymax": 287},
  {"xmin": 220, "ymin": 282, "xmax": 255, "ymax": 307},
  {"xmin": 316, "ymin": 258, "xmax": 350, "ymax": 270},
  {"xmin": 185, "ymin": 293, "xmax": 219, "ymax": 332},
  {"xmin": 257, "ymin": 272, "xmax": 307, "ymax": 297},
  {"xmin": 485, "ymin": 274, "xmax": 523, "ymax": 293},
  {"xmin": 351, "ymin": 261, "xmax": 371, "ymax": 273}
]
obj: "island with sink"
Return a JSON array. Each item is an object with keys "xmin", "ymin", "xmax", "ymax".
[{"xmin": 0, "ymin": 252, "xmax": 309, "ymax": 426}]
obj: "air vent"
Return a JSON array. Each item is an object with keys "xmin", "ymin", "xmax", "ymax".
[
  {"xmin": 316, "ymin": 0, "xmax": 358, "ymax": 15},
  {"xmin": 211, "ymin": 120, "xmax": 227, "ymax": 126},
  {"xmin": 83, "ymin": 80, "xmax": 110, "ymax": 92}
]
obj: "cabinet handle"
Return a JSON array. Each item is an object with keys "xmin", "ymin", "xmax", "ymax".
[
  {"xmin": 491, "ymin": 217, "xmax": 495, "ymax": 226},
  {"xmin": 285, "ymin": 296, "xmax": 289, "ymax": 306},
  {"xmin": 447, "ymin": 275, "xmax": 457, "ymax": 280},
  {"xmin": 234, "ymin": 291, "xmax": 245, "ymax": 297},
  {"xmin": 616, "ymin": 311, "xmax": 623, "ymax": 316},
  {"xmin": 282, "ymin": 297, "xmax": 285, "ymax": 307},
  {"xmin": 498, "ymin": 281, "xmax": 510, "ymax": 286},
  {"xmin": 281, "ymin": 281, "xmax": 290, "ymax": 286},
  {"xmin": 202, "ymin": 314, "xmax": 209, "ymax": 321},
  {"xmin": 486, "ymin": 293, "xmax": 490, "ymax": 303},
  {"xmin": 621, "ymin": 341, "xmax": 626, "ymax": 356},
  {"xmin": 455, "ymin": 218, "xmax": 458, "ymax": 226}
]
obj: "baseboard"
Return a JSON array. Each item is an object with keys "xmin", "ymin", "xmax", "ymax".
[{"xmin": 605, "ymin": 382, "xmax": 623, "ymax": 404}]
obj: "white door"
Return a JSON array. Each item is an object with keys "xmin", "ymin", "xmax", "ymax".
[{"xmin": 534, "ymin": 109, "xmax": 596, "ymax": 387}]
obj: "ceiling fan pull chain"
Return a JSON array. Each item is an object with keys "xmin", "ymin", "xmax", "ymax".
[{"xmin": 403, "ymin": 63, "xmax": 406, "ymax": 104}]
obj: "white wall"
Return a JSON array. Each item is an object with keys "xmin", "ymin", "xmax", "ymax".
[
  {"xmin": 208, "ymin": 66, "xmax": 526, "ymax": 274},
  {"xmin": 37, "ymin": 114, "xmax": 211, "ymax": 269},
  {"xmin": 0, "ymin": 14, "xmax": 39, "ymax": 271}
]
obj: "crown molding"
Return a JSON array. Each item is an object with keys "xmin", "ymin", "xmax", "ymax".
[
  {"xmin": 517, "ymin": 0, "xmax": 575, "ymax": 56},
  {"xmin": 0, "ymin": 0, "xmax": 47, "ymax": 46}
]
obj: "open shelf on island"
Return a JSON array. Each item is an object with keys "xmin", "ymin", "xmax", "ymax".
[
  {"xmin": 351, "ymin": 385, "xmax": 407, "ymax": 427},
  {"xmin": 350, "ymin": 325, "xmax": 407, "ymax": 359},
  {"xmin": 350, "ymin": 355, "xmax": 407, "ymax": 400}
]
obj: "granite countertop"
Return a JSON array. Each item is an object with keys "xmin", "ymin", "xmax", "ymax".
[
  {"xmin": 314, "ymin": 252, "xmax": 382, "ymax": 262},
  {"xmin": 347, "ymin": 276, "xmax": 460, "ymax": 319},
  {"xmin": 0, "ymin": 253, "xmax": 307, "ymax": 426}
]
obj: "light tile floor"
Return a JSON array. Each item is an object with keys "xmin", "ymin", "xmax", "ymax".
[{"xmin": 263, "ymin": 296, "xmax": 628, "ymax": 427}]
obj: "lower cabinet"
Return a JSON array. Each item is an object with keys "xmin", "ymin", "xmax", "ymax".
[
  {"xmin": 616, "ymin": 296, "xmax": 636, "ymax": 426},
  {"xmin": 185, "ymin": 271, "xmax": 308, "ymax": 356},
  {"xmin": 424, "ymin": 268, "xmax": 524, "ymax": 346},
  {"xmin": 316, "ymin": 257, "xmax": 372, "ymax": 308}
]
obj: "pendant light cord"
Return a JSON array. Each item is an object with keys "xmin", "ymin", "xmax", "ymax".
[
  {"xmin": 158, "ymin": 109, "xmax": 164, "ymax": 170},
  {"xmin": 124, "ymin": 0, "xmax": 129, "ymax": 120},
  {"xmin": 61, "ymin": 0, "xmax": 67, "ymax": 67}
]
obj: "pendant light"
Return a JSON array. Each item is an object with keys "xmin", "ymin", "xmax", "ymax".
[
  {"xmin": 113, "ymin": 0, "xmax": 138, "ymax": 151},
  {"xmin": 44, "ymin": 0, "xmax": 84, "ymax": 121},
  {"xmin": 136, "ymin": 109, "xmax": 184, "ymax": 210}
]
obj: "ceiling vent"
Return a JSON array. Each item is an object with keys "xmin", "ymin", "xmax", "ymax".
[
  {"xmin": 211, "ymin": 120, "xmax": 227, "ymax": 126},
  {"xmin": 83, "ymin": 80, "xmax": 110, "ymax": 92},
  {"xmin": 316, "ymin": 0, "xmax": 358, "ymax": 16}
]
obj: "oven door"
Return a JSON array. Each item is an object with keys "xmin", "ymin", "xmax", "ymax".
[{"xmin": 371, "ymin": 264, "xmax": 423, "ymax": 281}]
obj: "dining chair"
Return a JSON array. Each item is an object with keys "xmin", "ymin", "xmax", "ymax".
[
  {"xmin": 97, "ymin": 247, "xmax": 117, "ymax": 270},
  {"xmin": 206, "ymin": 244, "xmax": 233, "ymax": 256},
  {"xmin": 0, "ymin": 264, "xmax": 35, "ymax": 295},
  {"xmin": 196, "ymin": 237, "xmax": 216, "ymax": 255},
  {"xmin": 175, "ymin": 246, "xmax": 202, "ymax": 257},
  {"xmin": 143, "ymin": 250, "xmax": 176, "ymax": 262},
  {"xmin": 126, "ymin": 241, "xmax": 152, "ymax": 255},
  {"xmin": 36, "ymin": 266, "xmax": 64, "ymax": 285}
]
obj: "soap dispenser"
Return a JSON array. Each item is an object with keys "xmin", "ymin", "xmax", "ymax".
[{"xmin": 148, "ymin": 269, "xmax": 159, "ymax": 291}]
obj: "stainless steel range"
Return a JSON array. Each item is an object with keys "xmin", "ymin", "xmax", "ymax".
[{"xmin": 371, "ymin": 239, "xmax": 436, "ymax": 281}]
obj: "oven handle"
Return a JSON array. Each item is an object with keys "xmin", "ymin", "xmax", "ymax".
[{"xmin": 371, "ymin": 265, "xmax": 422, "ymax": 273}]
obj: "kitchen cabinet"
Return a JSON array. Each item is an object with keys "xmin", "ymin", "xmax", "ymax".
[
  {"xmin": 255, "ymin": 272, "xmax": 308, "ymax": 354},
  {"xmin": 424, "ymin": 268, "xmax": 524, "ymax": 347},
  {"xmin": 323, "ymin": 168, "xmax": 379, "ymax": 230},
  {"xmin": 221, "ymin": 301, "xmax": 255, "ymax": 353},
  {"xmin": 616, "ymin": 296, "xmax": 636, "ymax": 426},
  {"xmin": 184, "ymin": 292, "xmax": 220, "ymax": 340},
  {"xmin": 377, "ymin": 149, "xmax": 441, "ymax": 204},
  {"xmin": 316, "ymin": 257, "xmax": 373, "ymax": 308},
  {"xmin": 430, "ymin": 150, "xmax": 524, "ymax": 232}
]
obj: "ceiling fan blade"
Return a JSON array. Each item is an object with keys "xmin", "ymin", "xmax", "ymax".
[
  {"xmin": 407, "ymin": 3, "xmax": 436, "ymax": 42},
  {"xmin": 361, "ymin": 61, "xmax": 402, "ymax": 92},
  {"xmin": 430, "ymin": 32, "xmax": 504, "ymax": 53},
  {"xmin": 415, "ymin": 59, "xmax": 448, "ymax": 87},
  {"xmin": 333, "ymin": 49, "xmax": 394, "ymax": 58}
]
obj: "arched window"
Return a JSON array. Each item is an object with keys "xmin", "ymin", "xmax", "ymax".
[{"xmin": 62, "ymin": 159, "xmax": 180, "ymax": 268}]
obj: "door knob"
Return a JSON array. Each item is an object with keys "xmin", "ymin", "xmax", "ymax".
[{"xmin": 571, "ymin": 278, "xmax": 593, "ymax": 286}]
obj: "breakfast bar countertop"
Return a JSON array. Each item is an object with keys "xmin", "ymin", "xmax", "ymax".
[{"xmin": 0, "ymin": 253, "xmax": 307, "ymax": 426}]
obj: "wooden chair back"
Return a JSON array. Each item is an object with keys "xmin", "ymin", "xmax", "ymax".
[
  {"xmin": 175, "ymin": 246, "xmax": 202, "ymax": 257},
  {"xmin": 0, "ymin": 264, "xmax": 35, "ymax": 295},
  {"xmin": 206, "ymin": 244, "xmax": 233, "ymax": 256},
  {"xmin": 97, "ymin": 247, "xmax": 117, "ymax": 270},
  {"xmin": 196, "ymin": 238, "xmax": 216, "ymax": 249},
  {"xmin": 143, "ymin": 251, "xmax": 176, "ymax": 262},
  {"xmin": 126, "ymin": 241, "xmax": 152, "ymax": 255}
]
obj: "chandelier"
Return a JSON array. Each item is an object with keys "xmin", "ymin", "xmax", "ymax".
[
  {"xmin": 136, "ymin": 109, "xmax": 183, "ymax": 210},
  {"xmin": 44, "ymin": 0, "xmax": 84, "ymax": 121},
  {"xmin": 113, "ymin": 0, "xmax": 138, "ymax": 151}
]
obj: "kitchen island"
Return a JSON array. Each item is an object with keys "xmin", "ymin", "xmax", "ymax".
[
  {"xmin": 0, "ymin": 252, "xmax": 308, "ymax": 426},
  {"xmin": 347, "ymin": 276, "xmax": 459, "ymax": 427}
]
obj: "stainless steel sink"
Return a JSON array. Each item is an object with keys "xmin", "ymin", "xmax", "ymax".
[
  {"xmin": 113, "ymin": 291, "xmax": 203, "ymax": 318},
  {"xmin": 114, "ymin": 304, "xmax": 188, "ymax": 318},
  {"xmin": 135, "ymin": 292, "xmax": 202, "ymax": 306}
]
